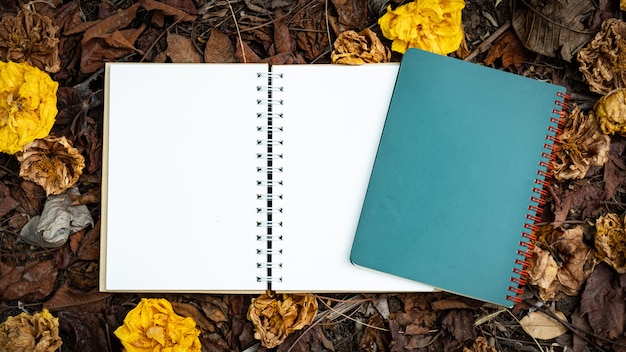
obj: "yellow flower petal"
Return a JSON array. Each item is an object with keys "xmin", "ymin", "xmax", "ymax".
[
  {"xmin": 0, "ymin": 61, "xmax": 57, "ymax": 154},
  {"xmin": 379, "ymin": 0, "xmax": 465, "ymax": 55},
  {"xmin": 115, "ymin": 298, "xmax": 201, "ymax": 352}
]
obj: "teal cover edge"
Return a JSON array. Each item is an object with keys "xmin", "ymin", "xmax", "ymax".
[{"xmin": 351, "ymin": 48, "xmax": 567, "ymax": 307}]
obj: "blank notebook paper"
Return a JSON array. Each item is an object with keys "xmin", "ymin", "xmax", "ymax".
[
  {"xmin": 350, "ymin": 48, "xmax": 568, "ymax": 306},
  {"xmin": 101, "ymin": 62, "xmax": 433, "ymax": 293}
]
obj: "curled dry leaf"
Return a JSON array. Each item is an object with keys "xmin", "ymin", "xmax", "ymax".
[
  {"xmin": 0, "ymin": 308, "xmax": 62, "ymax": 352},
  {"xmin": 577, "ymin": 18, "xmax": 626, "ymax": 95},
  {"xmin": 0, "ymin": 6, "xmax": 60, "ymax": 73},
  {"xmin": 247, "ymin": 293, "xmax": 318, "ymax": 348},
  {"xmin": 331, "ymin": 28, "xmax": 390, "ymax": 65},
  {"xmin": 595, "ymin": 213, "xmax": 626, "ymax": 273},
  {"xmin": 528, "ymin": 226, "xmax": 596, "ymax": 301},
  {"xmin": 17, "ymin": 136, "xmax": 85, "ymax": 196},
  {"xmin": 594, "ymin": 88, "xmax": 626, "ymax": 135},
  {"xmin": 552, "ymin": 104, "xmax": 610, "ymax": 180},
  {"xmin": 520, "ymin": 310, "xmax": 568, "ymax": 340}
]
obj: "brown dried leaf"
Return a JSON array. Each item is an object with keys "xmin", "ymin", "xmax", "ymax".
[
  {"xmin": 0, "ymin": 308, "xmax": 62, "ymax": 352},
  {"xmin": 595, "ymin": 213, "xmax": 626, "ymax": 273},
  {"xmin": 552, "ymin": 104, "xmax": 610, "ymax": 180},
  {"xmin": 359, "ymin": 314, "xmax": 389, "ymax": 352},
  {"xmin": 0, "ymin": 260, "xmax": 57, "ymax": 302},
  {"xmin": 235, "ymin": 40, "xmax": 262, "ymax": 63},
  {"xmin": 578, "ymin": 18, "xmax": 626, "ymax": 95},
  {"xmin": 292, "ymin": 0, "xmax": 329, "ymax": 61},
  {"xmin": 441, "ymin": 310, "xmax": 476, "ymax": 343},
  {"xmin": 44, "ymin": 285, "xmax": 112, "ymax": 313},
  {"xmin": 273, "ymin": 9, "xmax": 293, "ymax": 56},
  {"xmin": 141, "ymin": 0, "xmax": 197, "ymax": 22},
  {"xmin": 520, "ymin": 310, "xmax": 568, "ymax": 340},
  {"xmin": 82, "ymin": 3, "xmax": 140, "ymax": 44},
  {"xmin": 204, "ymin": 28, "xmax": 235, "ymax": 63},
  {"xmin": 512, "ymin": 0, "xmax": 603, "ymax": 61},
  {"xmin": 603, "ymin": 138, "xmax": 626, "ymax": 199},
  {"xmin": 166, "ymin": 32, "xmax": 202, "ymax": 63},
  {"xmin": 331, "ymin": 28, "xmax": 390, "ymax": 64},
  {"xmin": 247, "ymin": 293, "xmax": 318, "ymax": 348},
  {"xmin": 16, "ymin": 136, "xmax": 85, "ymax": 196},
  {"xmin": 551, "ymin": 181, "xmax": 605, "ymax": 227},
  {"xmin": 331, "ymin": 0, "xmax": 368, "ymax": 32},
  {"xmin": 0, "ymin": 6, "xmax": 60, "ymax": 73},
  {"xmin": 580, "ymin": 263, "xmax": 625, "ymax": 339},
  {"xmin": 57, "ymin": 311, "xmax": 110, "ymax": 351}
]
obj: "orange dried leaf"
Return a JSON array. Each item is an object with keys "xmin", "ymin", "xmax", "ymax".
[
  {"xmin": 17, "ymin": 136, "xmax": 85, "ymax": 196},
  {"xmin": 204, "ymin": 29, "xmax": 235, "ymax": 63},
  {"xmin": 166, "ymin": 32, "xmax": 202, "ymax": 63},
  {"xmin": 247, "ymin": 293, "xmax": 318, "ymax": 348},
  {"xmin": 483, "ymin": 30, "xmax": 525, "ymax": 70}
]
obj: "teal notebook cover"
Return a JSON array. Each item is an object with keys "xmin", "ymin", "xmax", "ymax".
[{"xmin": 350, "ymin": 48, "xmax": 567, "ymax": 307}]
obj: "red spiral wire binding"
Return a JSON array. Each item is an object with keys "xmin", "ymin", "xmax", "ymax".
[{"xmin": 506, "ymin": 91, "xmax": 570, "ymax": 304}]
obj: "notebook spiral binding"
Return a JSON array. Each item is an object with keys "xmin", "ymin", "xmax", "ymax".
[
  {"xmin": 256, "ymin": 70, "xmax": 284, "ymax": 288},
  {"xmin": 507, "ymin": 91, "xmax": 571, "ymax": 304}
]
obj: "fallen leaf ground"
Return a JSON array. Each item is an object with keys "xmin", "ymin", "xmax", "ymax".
[{"xmin": 1, "ymin": 0, "xmax": 626, "ymax": 351}]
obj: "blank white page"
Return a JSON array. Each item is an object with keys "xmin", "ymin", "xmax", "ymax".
[
  {"xmin": 273, "ymin": 64, "xmax": 433, "ymax": 292},
  {"xmin": 102, "ymin": 63, "xmax": 267, "ymax": 291}
]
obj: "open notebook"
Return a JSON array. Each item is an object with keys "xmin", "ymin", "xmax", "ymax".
[
  {"xmin": 100, "ymin": 62, "xmax": 433, "ymax": 293},
  {"xmin": 351, "ymin": 49, "xmax": 568, "ymax": 306}
]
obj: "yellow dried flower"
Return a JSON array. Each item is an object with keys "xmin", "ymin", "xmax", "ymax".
[
  {"xmin": 594, "ymin": 88, "xmax": 626, "ymax": 135},
  {"xmin": 0, "ymin": 6, "xmax": 61, "ymax": 73},
  {"xmin": 378, "ymin": 0, "xmax": 465, "ymax": 55},
  {"xmin": 16, "ymin": 136, "xmax": 85, "ymax": 196},
  {"xmin": 114, "ymin": 298, "xmax": 202, "ymax": 352},
  {"xmin": 0, "ymin": 61, "xmax": 57, "ymax": 154},
  {"xmin": 0, "ymin": 308, "xmax": 62, "ymax": 352},
  {"xmin": 247, "ymin": 293, "xmax": 318, "ymax": 348},
  {"xmin": 331, "ymin": 29, "xmax": 391, "ymax": 64},
  {"xmin": 595, "ymin": 213, "xmax": 626, "ymax": 273}
]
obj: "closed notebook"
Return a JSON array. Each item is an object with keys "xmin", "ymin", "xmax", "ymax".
[
  {"xmin": 351, "ymin": 48, "xmax": 568, "ymax": 306},
  {"xmin": 101, "ymin": 62, "xmax": 433, "ymax": 293}
]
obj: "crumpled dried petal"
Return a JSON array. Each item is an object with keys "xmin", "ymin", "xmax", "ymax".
[
  {"xmin": 0, "ymin": 61, "xmax": 58, "ymax": 154},
  {"xmin": 16, "ymin": 136, "xmax": 84, "ymax": 196},
  {"xmin": 331, "ymin": 29, "xmax": 390, "ymax": 64},
  {"xmin": 594, "ymin": 88, "xmax": 626, "ymax": 135},
  {"xmin": 378, "ymin": 0, "xmax": 465, "ymax": 55},
  {"xmin": 595, "ymin": 213, "xmax": 626, "ymax": 273},
  {"xmin": 528, "ymin": 245, "xmax": 560, "ymax": 301},
  {"xmin": 528, "ymin": 226, "xmax": 596, "ymax": 301},
  {"xmin": 0, "ymin": 308, "xmax": 62, "ymax": 352},
  {"xmin": 577, "ymin": 18, "xmax": 626, "ymax": 95},
  {"xmin": 247, "ymin": 293, "xmax": 318, "ymax": 348},
  {"xmin": 19, "ymin": 187, "xmax": 94, "ymax": 248},
  {"xmin": 114, "ymin": 298, "xmax": 202, "ymax": 352},
  {"xmin": 552, "ymin": 104, "xmax": 610, "ymax": 180},
  {"xmin": 0, "ymin": 6, "xmax": 60, "ymax": 73}
]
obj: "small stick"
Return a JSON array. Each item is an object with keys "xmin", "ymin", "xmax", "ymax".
[{"xmin": 465, "ymin": 20, "xmax": 511, "ymax": 62}]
